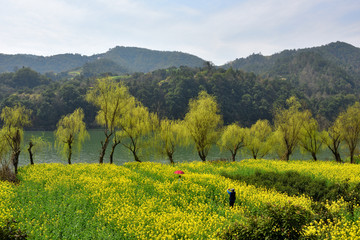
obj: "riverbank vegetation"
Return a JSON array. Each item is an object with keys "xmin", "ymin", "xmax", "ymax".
[{"xmin": 2, "ymin": 75, "xmax": 360, "ymax": 181}]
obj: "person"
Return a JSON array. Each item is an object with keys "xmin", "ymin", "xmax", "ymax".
[{"xmin": 227, "ymin": 188, "xmax": 236, "ymax": 207}]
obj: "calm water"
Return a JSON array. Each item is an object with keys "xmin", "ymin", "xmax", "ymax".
[{"xmin": 19, "ymin": 130, "xmax": 340, "ymax": 166}]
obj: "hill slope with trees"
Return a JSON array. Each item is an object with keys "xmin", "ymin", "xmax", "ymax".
[
  {"xmin": 0, "ymin": 47, "xmax": 205, "ymax": 75},
  {"xmin": 223, "ymin": 42, "xmax": 360, "ymax": 98},
  {"xmin": 0, "ymin": 42, "xmax": 359, "ymax": 130}
]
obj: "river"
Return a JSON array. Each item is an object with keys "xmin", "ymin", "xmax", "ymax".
[{"xmin": 18, "ymin": 130, "xmax": 341, "ymax": 166}]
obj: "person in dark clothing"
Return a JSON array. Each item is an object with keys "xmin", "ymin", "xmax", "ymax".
[{"xmin": 227, "ymin": 188, "xmax": 236, "ymax": 207}]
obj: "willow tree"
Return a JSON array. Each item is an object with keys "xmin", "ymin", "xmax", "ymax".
[
  {"xmin": 298, "ymin": 117, "xmax": 324, "ymax": 161},
  {"xmin": 245, "ymin": 119, "xmax": 273, "ymax": 159},
  {"xmin": 155, "ymin": 119, "xmax": 186, "ymax": 164},
  {"xmin": 337, "ymin": 102, "xmax": 360, "ymax": 163},
  {"xmin": 116, "ymin": 102, "xmax": 159, "ymax": 162},
  {"xmin": 218, "ymin": 123, "xmax": 247, "ymax": 161},
  {"xmin": 0, "ymin": 129, "xmax": 13, "ymax": 181},
  {"xmin": 273, "ymin": 97, "xmax": 309, "ymax": 161},
  {"xmin": 54, "ymin": 108, "xmax": 89, "ymax": 164},
  {"xmin": 0, "ymin": 129, "xmax": 10, "ymax": 176},
  {"xmin": 0, "ymin": 104, "xmax": 32, "ymax": 174},
  {"xmin": 184, "ymin": 91, "xmax": 222, "ymax": 162},
  {"xmin": 321, "ymin": 118, "xmax": 343, "ymax": 162},
  {"xmin": 86, "ymin": 77, "xmax": 133, "ymax": 163},
  {"xmin": 27, "ymin": 136, "xmax": 50, "ymax": 165}
]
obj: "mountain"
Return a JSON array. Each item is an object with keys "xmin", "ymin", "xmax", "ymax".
[
  {"xmin": 0, "ymin": 47, "xmax": 206, "ymax": 75},
  {"xmin": 222, "ymin": 42, "xmax": 360, "ymax": 97},
  {"xmin": 99, "ymin": 46, "xmax": 205, "ymax": 73},
  {"xmin": 0, "ymin": 53, "xmax": 93, "ymax": 74}
]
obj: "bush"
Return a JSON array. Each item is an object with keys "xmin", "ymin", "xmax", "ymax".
[
  {"xmin": 0, "ymin": 165, "xmax": 18, "ymax": 183},
  {"xmin": 222, "ymin": 170, "xmax": 359, "ymax": 203},
  {"xmin": 218, "ymin": 203, "xmax": 315, "ymax": 240},
  {"xmin": 0, "ymin": 219, "xmax": 27, "ymax": 240}
]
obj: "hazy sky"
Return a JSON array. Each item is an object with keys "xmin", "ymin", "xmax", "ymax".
[{"xmin": 1, "ymin": 0, "xmax": 359, "ymax": 65}]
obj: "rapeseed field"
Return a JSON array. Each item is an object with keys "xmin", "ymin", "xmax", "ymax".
[{"xmin": 1, "ymin": 160, "xmax": 360, "ymax": 239}]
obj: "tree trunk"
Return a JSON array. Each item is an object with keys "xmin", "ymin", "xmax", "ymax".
[
  {"xmin": 335, "ymin": 152, "xmax": 342, "ymax": 163},
  {"xmin": 67, "ymin": 141, "xmax": 72, "ymax": 165},
  {"xmin": 132, "ymin": 150, "xmax": 141, "ymax": 162},
  {"xmin": 311, "ymin": 152, "xmax": 317, "ymax": 161},
  {"xmin": 99, "ymin": 134, "xmax": 111, "ymax": 164},
  {"xmin": 350, "ymin": 150, "xmax": 355, "ymax": 163},
  {"xmin": 283, "ymin": 149, "xmax": 291, "ymax": 161},
  {"xmin": 328, "ymin": 146, "xmax": 342, "ymax": 163},
  {"xmin": 350, "ymin": 145, "xmax": 355, "ymax": 163},
  {"xmin": 11, "ymin": 129, "xmax": 21, "ymax": 175},
  {"xmin": 28, "ymin": 142, "xmax": 34, "ymax": 165},
  {"xmin": 109, "ymin": 141, "xmax": 121, "ymax": 164},
  {"xmin": 198, "ymin": 151, "xmax": 206, "ymax": 162},
  {"xmin": 167, "ymin": 152, "xmax": 174, "ymax": 164},
  {"xmin": 231, "ymin": 152, "xmax": 236, "ymax": 162},
  {"xmin": 11, "ymin": 150, "xmax": 21, "ymax": 175}
]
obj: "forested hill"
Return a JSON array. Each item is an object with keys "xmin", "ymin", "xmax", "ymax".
[
  {"xmin": 0, "ymin": 47, "xmax": 205, "ymax": 74},
  {"xmin": 0, "ymin": 65, "xmax": 359, "ymax": 130},
  {"xmin": 0, "ymin": 42, "xmax": 360, "ymax": 130},
  {"xmin": 222, "ymin": 42, "xmax": 360, "ymax": 97}
]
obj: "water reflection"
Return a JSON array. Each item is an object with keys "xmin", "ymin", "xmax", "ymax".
[{"xmin": 20, "ymin": 130, "xmax": 340, "ymax": 166}]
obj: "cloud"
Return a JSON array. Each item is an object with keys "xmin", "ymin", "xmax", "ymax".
[{"xmin": 0, "ymin": 0, "xmax": 359, "ymax": 65}]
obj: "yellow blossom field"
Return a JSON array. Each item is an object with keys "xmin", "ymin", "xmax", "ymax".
[{"xmin": 0, "ymin": 160, "xmax": 360, "ymax": 239}]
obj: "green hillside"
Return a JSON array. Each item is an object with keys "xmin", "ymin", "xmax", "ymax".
[
  {"xmin": 223, "ymin": 42, "xmax": 360, "ymax": 97},
  {"xmin": 100, "ymin": 46, "xmax": 206, "ymax": 73},
  {"xmin": 0, "ymin": 47, "xmax": 205, "ymax": 75}
]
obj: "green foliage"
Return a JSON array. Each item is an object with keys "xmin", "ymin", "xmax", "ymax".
[
  {"xmin": 218, "ymin": 123, "xmax": 247, "ymax": 161},
  {"xmin": 299, "ymin": 116, "xmax": 324, "ymax": 161},
  {"xmin": 337, "ymin": 102, "xmax": 360, "ymax": 163},
  {"xmin": 223, "ymin": 42, "xmax": 360, "ymax": 97},
  {"xmin": 86, "ymin": 77, "xmax": 133, "ymax": 130},
  {"xmin": 1, "ymin": 44, "xmax": 360, "ymax": 132},
  {"xmin": 321, "ymin": 118, "xmax": 343, "ymax": 162},
  {"xmin": 86, "ymin": 77, "xmax": 134, "ymax": 163},
  {"xmin": 222, "ymin": 170, "xmax": 360, "ymax": 206},
  {"xmin": 154, "ymin": 119, "xmax": 187, "ymax": 164},
  {"xmin": 82, "ymin": 58, "xmax": 129, "ymax": 77},
  {"xmin": 117, "ymin": 102, "xmax": 159, "ymax": 162},
  {"xmin": 245, "ymin": 119, "xmax": 273, "ymax": 159},
  {"xmin": 54, "ymin": 108, "xmax": 89, "ymax": 164},
  {"xmin": 273, "ymin": 97, "xmax": 310, "ymax": 160},
  {"xmin": 0, "ymin": 104, "xmax": 32, "ymax": 174},
  {"xmin": 184, "ymin": 91, "xmax": 223, "ymax": 161},
  {"xmin": 218, "ymin": 203, "xmax": 314, "ymax": 240},
  {"xmin": 102, "ymin": 46, "xmax": 205, "ymax": 73}
]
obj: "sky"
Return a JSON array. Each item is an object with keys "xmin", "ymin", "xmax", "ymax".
[{"xmin": 1, "ymin": 0, "xmax": 359, "ymax": 65}]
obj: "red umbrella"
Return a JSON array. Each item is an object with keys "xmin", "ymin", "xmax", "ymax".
[{"xmin": 174, "ymin": 170, "xmax": 184, "ymax": 174}]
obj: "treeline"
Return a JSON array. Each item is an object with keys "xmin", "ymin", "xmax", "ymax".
[
  {"xmin": 0, "ymin": 66, "xmax": 358, "ymax": 131},
  {"xmin": 2, "ymin": 76, "xmax": 360, "ymax": 182},
  {"xmin": 1, "ymin": 65, "xmax": 359, "ymax": 132},
  {"xmin": 122, "ymin": 64, "xmax": 360, "ymax": 128}
]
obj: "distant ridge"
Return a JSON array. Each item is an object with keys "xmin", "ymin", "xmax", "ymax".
[
  {"xmin": 1, "ymin": 42, "xmax": 359, "ymax": 79},
  {"xmin": 223, "ymin": 41, "xmax": 360, "ymax": 76},
  {"xmin": 222, "ymin": 42, "xmax": 360, "ymax": 96},
  {"xmin": 0, "ymin": 47, "xmax": 206, "ymax": 74}
]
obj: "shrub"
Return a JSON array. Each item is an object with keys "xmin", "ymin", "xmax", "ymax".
[
  {"xmin": 0, "ymin": 219, "xmax": 27, "ymax": 240},
  {"xmin": 222, "ymin": 170, "xmax": 358, "ymax": 203},
  {"xmin": 218, "ymin": 203, "xmax": 315, "ymax": 240},
  {"xmin": 0, "ymin": 165, "xmax": 18, "ymax": 183}
]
